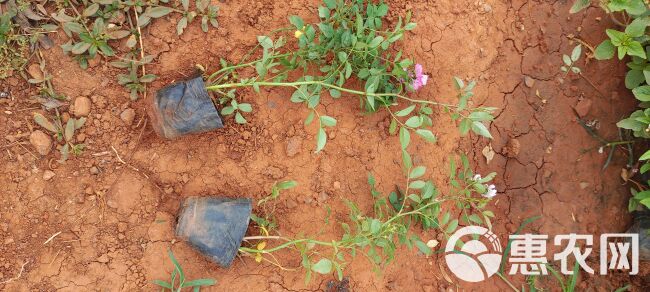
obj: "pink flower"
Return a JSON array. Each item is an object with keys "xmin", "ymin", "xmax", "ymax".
[{"xmin": 412, "ymin": 64, "xmax": 429, "ymax": 91}]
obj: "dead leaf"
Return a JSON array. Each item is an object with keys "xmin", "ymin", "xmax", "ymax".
[
  {"xmin": 621, "ymin": 168, "xmax": 629, "ymax": 182},
  {"xmin": 482, "ymin": 144, "xmax": 495, "ymax": 164}
]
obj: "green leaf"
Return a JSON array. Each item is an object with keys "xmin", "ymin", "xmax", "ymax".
[
  {"xmin": 148, "ymin": 7, "xmax": 172, "ymax": 18},
  {"xmin": 177, "ymin": 17, "xmax": 188, "ymax": 35},
  {"xmin": 414, "ymin": 240, "xmax": 432, "ymax": 255},
  {"xmin": 626, "ymin": 70, "xmax": 645, "ymax": 89},
  {"xmin": 235, "ymin": 112, "xmax": 247, "ymax": 124},
  {"xmin": 404, "ymin": 116, "xmax": 422, "ymax": 128},
  {"xmin": 257, "ymin": 36, "xmax": 273, "ymax": 49},
  {"xmin": 64, "ymin": 119, "xmax": 75, "ymax": 142},
  {"xmin": 471, "ymin": 121, "xmax": 493, "ymax": 138},
  {"xmin": 33, "ymin": 113, "xmax": 57, "ymax": 133},
  {"xmin": 640, "ymin": 149, "xmax": 650, "ymax": 160},
  {"xmin": 83, "ymin": 3, "xmax": 100, "ymax": 17},
  {"xmin": 311, "ymin": 258, "xmax": 332, "ymax": 274},
  {"xmin": 633, "ymin": 85, "xmax": 650, "ymax": 101},
  {"xmin": 606, "ymin": 29, "xmax": 626, "ymax": 46},
  {"xmin": 445, "ymin": 219, "xmax": 459, "ymax": 233},
  {"xmin": 320, "ymin": 116, "xmax": 337, "ymax": 127},
  {"xmin": 399, "ymin": 127, "xmax": 410, "ymax": 149},
  {"xmin": 221, "ymin": 106, "xmax": 235, "ymax": 115},
  {"xmin": 288, "ymin": 15, "xmax": 304, "ymax": 29},
  {"xmin": 316, "ymin": 128, "xmax": 327, "ymax": 153},
  {"xmin": 409, "ymin": 180, "xmax": 426, "ymax": 189},
  {"xmin": 409, "ymin": 166, "xmax": 426, "ymax": 179},
  {"xmin": 395, "ymin": 105, "xmax": 416, "ymax": 117},
  {"xmin": 329, "ymin": 89, "xmax": 341, "ymax": 98},
  {"xmin": 304, "ymin": 111, "xmax": 315, "ymax": 126},
  {"xmin": 277, "ymin": 180, "xmax": 297, "ymax": 189},
  {"xmin": 415, "ymin": 129, "xmax": 436, "ymax": 143},
  {"xmin": 140, "ymin": 74, "xmax": 157, "ymax": 83},
  {"xmin": 238, "ymin": 103, "xmax": 253, "ymax": 113},
  {"xmin": 453, "ymin": 77, "xmax": 465, "ymax": 89},
  {"xmin": 369, "ymin": 36, "xmax": 384, "ymax": 48},
  {"xmin": 181, "ymin": 279, "xmax": 217, "ymax": 288},
  {"xmin": 370, "ymin": 219, "xmax": 381, "ymax": 234},
  {"xmin": 571, "ymin": 45, "xmax": 582, "ymax": 62},
  {"xmin": 627, "ymin": 41, "xmax": 647, "ymax": 59},
  {"xmin": 570, "ymin": 0, "xmax": 591, "ymax": 13},
  {"xmin": 625, "ymin": 17, "xmax": 650, "ymax": 37}
]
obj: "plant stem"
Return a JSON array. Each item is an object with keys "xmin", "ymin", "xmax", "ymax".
[{"xmin": 206, "ymin": 80, "xmax": 457, "ymax": 108}]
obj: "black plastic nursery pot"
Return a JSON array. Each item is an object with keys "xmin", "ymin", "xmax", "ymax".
[
  {"xmin": 175, "ymin": 196, "xmax": 253, "ymax": 268},
  {"xmin": 149, "ymin": 77, "xmax": 224, "ymax": 139},
  {"xmin": 628, "ymin": 210, "xmax": 650, "ymax": 261}
]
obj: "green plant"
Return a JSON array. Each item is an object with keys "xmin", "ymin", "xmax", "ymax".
[
  {"xmin": 240, "ymin": 152, "xmax": 496, "ymax": 282},
  {"xmin": 153, "ymin": 249, "xmax": 216, "ymax": 292},
  {"xmin": 33, "ymin": 112, "xmax": 85, "ymax": 161},
  {"xmin": 570, "ymin": 0, "xmax": 650, "ymax": 211},
  {"xmin": 205, "ymin": 0, "xmax": 494, "ymax": 152},
  {"xmin": 36, "ymin": 0, "xmax": 220, "ymax": 100}
]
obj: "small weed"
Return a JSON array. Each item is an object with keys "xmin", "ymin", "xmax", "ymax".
[
  {"xmin": 33, "ymin": 111, "xmax": 85, "ymax": 161},
  {"xmin": 153, "ymin": 249, "xmax": 216, "ymax": 292}
]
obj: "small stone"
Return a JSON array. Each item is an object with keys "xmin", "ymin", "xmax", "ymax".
[
  {"xmin": 317, "ymin": 192, "xmax": 329, "ymax": 203},
  {"xmin": 286, "ymin": 136, "xmax": 302, "ymax": 157},
  {"xmin": 579, "ymin": 182, "xmax": 589, "ymax": 190},
  {"xmin": 574, "ymin": 98, "xmax": 592, "ymax": 118},
  {"xmin": 76, "ymin": 133, "xmax": 86, "ymax": 143},
  {"xmin": 30, "ymin": 130, "xmax": 52, "ymax": 155},
  {"xmin": 524, "ymin": 76, "xmax": 535, "ymax": 88},
  {"xmin": 333, "ymin": 181, "xmax": 341, "ymax": 189},
  {"xmin": 90, "ymin": 166, "xmax": 99, "ymax": 175},
  {"xmin": 42, "ymin": 170, "xmax": 55, "ymax": 181},
  {"xmin": 73, "ymin": 96, "xmax": 92, "ymax": 117},
  {"xmin": 482, "ymin": 3, "xmax": 492, "ymax": 13},
  {"xmin": 285, "ymin": 199, "xmax": 298, "ymax": 209},
  {"xmin": 85, "ymin": 187, "xmax": 94, "ymax": 195},
  {"xmin": 27, "ymin": 63, "xmax": 44, "ymax": 80},
  {"xmin": 120, "ymin": 108, "xmax": 136, "ymax": 125}
]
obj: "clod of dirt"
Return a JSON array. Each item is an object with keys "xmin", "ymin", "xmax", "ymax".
[
  {"xmin": 29, "ymin": 130, "xmax": 52, "ymax": 155},
  {"xmin": 524, "ymin": 75, "xmax": 535, "ymax": 88},
  {"xmin": 42, "ymin": 170, "xmax": 55, "ymax": 181},
  {"xmin": 90, "ymin": 166, "xmax": 99, "ymax": 175},
  {"xmin": 326, "ymin": 277, "xmax": 350, "ymax": 292},
  {"xmin": 286, "ymin": 136, "xmax": 302, "ymax": 157},
  {"xmin": 504, "ymin": 138, "xmax": 520, "ymax": 158},
  {"xmin": 27, "ymin": 63, "xmax": 44, "ymax": 80},
  {"xmin": 574, "ymin": 98, "xmax": 592, "ymax": 118},
  {"xmin": 120, "ymin": 108, "xmax": 136, "ymax": 125},
  {"xmin": 97, "ymin": 254, "xmax": 110, "ymax": 263},
  {"xmin": 73, "ymin": 96, "xmax": 92, "ymax": 117},
  {"xmin": 333, "ymin": 181, "xmax": 341, "ymax": 189}
]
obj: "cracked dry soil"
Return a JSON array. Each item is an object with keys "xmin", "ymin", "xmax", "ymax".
[{"xmin": 0, "ymin": 0, "xmax": 648, "ymax": 291}]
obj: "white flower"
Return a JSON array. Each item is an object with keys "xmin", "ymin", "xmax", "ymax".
[
  {"xmin": 473, "ymin": 174, "xmax": 482, "ymax": 181},
  {"xmin": 482, "ymin": 184, "xmax": 497, "ymax": 198},
  {"xmin": 598, "ymin": 147, "xmax": 604, "ymax": 154}
]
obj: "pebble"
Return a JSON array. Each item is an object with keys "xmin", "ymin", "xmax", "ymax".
[
  {"xmin": 90, "ymin": 166, "xmax": 99, "ymax": 175},
  {"xmin": 333, "ymin": 181, "xmax": 341, "ymax": 189},
  {"xmin": 317, "ymin": 192, "xmax": 330, "ymax": 203},
  {"xmin": 482, "ymin": 4, "xmax": 492, "ymax": 13},
  {"xmin": 73, "ymin": 96, "xmax": 92, "ymax": 117},
  {"xmin": 120, "ymin": 108, "xmax": 135, "ymax": 125},
  {"xmin": 286, "ymin": 136, "xmax": 302, "ymax": 157},
  {"xmin": 42, "ymin": 170, "xmax": 55, "ymax": 181},
  {"xmin": 524, "ymin": 76, "xmax": 535, "ymax": 88},
  {"xmin": 574, "ymin": 98, "xmax": 592, "ymax": 117},
  {"xmin": 29, "ymin": 130, "xmax": 52, "ymax": 155}
]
